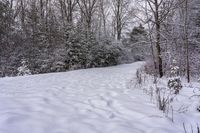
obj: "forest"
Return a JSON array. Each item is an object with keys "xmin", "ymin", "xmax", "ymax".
[{"xmin": 0, "ymin": 0, "xmax": 200, "ymax": 82}]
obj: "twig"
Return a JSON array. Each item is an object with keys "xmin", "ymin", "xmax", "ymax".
[{"xmin": 183, "ymin": 123, "xmax": 188, "ymax": 133}]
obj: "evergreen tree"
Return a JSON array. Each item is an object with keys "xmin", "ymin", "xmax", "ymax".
[{"xmin": 126, "ymin": 24, "xmax": 149, "ymax": 61}]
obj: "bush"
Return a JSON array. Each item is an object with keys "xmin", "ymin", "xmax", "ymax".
[
  {"xmin": 90, "ymin": 44, "xmax": 121, "ymax": 67},
  {"xmin": 65, "ymin": 29, "xmax": 122, "ymax": 70},
  {"xmin": 65, "ymin": 28, "xmax": 94, "ymax": 70},
  {"xmin": 17, "ymin": 59, "xmax": 31, "ymax": 76}
]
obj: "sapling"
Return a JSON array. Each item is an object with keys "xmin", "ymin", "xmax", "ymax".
[{"xmin": 168, "ymin": 59, "xmax": 182, "ymax": 94}]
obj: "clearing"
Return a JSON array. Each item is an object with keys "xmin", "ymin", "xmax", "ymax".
[{"xmin": 0, "ymin": 62, "xmax": 199, "ymax": 133}]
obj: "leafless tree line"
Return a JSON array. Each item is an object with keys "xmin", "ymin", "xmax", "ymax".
[{"xmin": 136, "ymin": 0, "xmax": 200, "ymax": 82}]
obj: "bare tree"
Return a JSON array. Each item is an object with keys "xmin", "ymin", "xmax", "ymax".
[
  {"xmin": 99, "ymin": 0, "xmax": 107, "ymax": 35},
  {"xmin": 95, "ymin": 0, "xmax": 110, "ymax": 38},
  {"xmin": 77, "ymin": 0, "xmax": 98, "ymax": 31},
  {"xmin": 59, "ymin": 0, "xmax": 77, "ymax": 26},
  {"xmin": 111, "ymin": 0, "xmax": 132, "ymax": 40},
  {"xmin": 20, "ymin": 0, "xmax": 26, "ymax": 32},
  {"xmin": 145, "ymin": 0, "xmax": 180, "ymax": 78}
]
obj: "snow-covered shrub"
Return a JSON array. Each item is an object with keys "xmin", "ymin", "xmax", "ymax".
[
  {"xmin": 136, "ymin": 69, "xmax": 142, "ymax": 85},
  {"xmin": 17, "ymin": 59, "xmax": 31, "ymax": 76},
  {"xmin": 167, "ymin": 60, "xmax": 182, "ymax": 94},
  {"xmin": 134, "ymin": 54, "xmax": 145, "ymax": 61},
  {"xmin": 137, "ymin": 67, "xmax": 176, "ymax": 113},
  {"xmin": 51, "ymin": 61, "xmax": 66, "ymax": 72},
  {"xmin": 135, "ymin": 68, "xmax": 147, "ymax": 87},
  {"xmin": 65, "ymin": 28, "xmax": 93, "ymax": 70},
  {"xmin": 154, "ymin": 60, "xmax": 182, "ymax": 113},
  {"xmin": 65, "ymin": 28, "xmax": 122, "ymax": 70},
  {"xmin": 90, "ymin": 44, "xmax": 121, "ymax": 67},
  {"xmin": 155, "ymin": 86, "xmax": 175, "ymax": 113}
]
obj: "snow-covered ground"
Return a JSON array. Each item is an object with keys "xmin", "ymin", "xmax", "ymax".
[{"xmin": 0, "ymin": 62, "xmax": 199, "ymax": 133}]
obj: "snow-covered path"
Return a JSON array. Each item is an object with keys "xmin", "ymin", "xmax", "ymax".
[{"xmin": 0, "ymin": 62, "xmax": 184, "ymax": 133}]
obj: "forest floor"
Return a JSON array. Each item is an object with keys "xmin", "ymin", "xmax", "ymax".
[{"xmin": 0, "ymin": 62, "xmax": 199, "ymax": 133}]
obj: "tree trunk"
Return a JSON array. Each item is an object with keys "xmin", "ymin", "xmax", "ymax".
[
  {"xmin": 155, "ymin": 0, "xmax": 163, "ymax": 78},
  {"xmin": 184, "ymin": 0, "xmax": 190, "ymax": 82},
  {"xmin": 116, "ymin": 0, "xmax": 121, "ymax": 40},
  {"xmin": 67, "ymin": 0, "xmax": 73, "ymax": 23}
]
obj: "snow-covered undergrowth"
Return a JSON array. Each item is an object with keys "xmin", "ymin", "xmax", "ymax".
[
  {"xmin": 0, "ymin": 62, "xmax": 199, "ymax": 133},
  {"xmin": 134, "ymin": 68, "xmax": 200, "ymax": 133}
]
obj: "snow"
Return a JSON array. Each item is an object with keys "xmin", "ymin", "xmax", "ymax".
[{"xmin": 0, "ymin": 62, "xmax": 199, "ymax": 133}]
